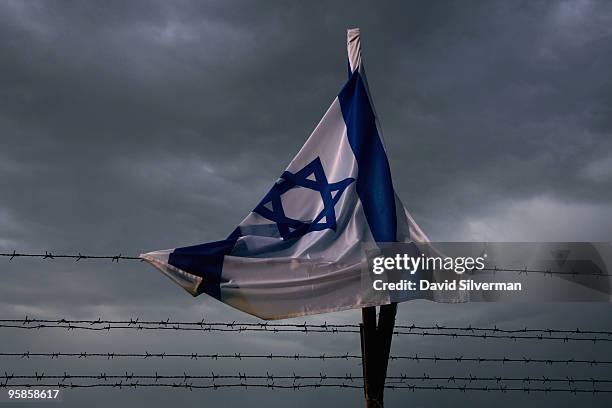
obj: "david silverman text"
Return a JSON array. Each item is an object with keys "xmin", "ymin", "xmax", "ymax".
[{"xmin": 373, "ymin": 279, "xmax": 522, "ymax": 292}]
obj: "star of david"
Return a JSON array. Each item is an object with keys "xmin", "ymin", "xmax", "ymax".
[{"xmin": 253, "ymin": 157, "xmax": 355, "ymax": 240}]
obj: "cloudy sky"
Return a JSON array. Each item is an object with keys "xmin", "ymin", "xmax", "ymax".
[{"xmin": 1, "ymin": 0, "xmax": 611, "ymax": 407}]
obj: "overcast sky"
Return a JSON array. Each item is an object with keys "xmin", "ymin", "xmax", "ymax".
[{"xmin": 1, "ymin": 1, "xmax": 612, "ymax": 407}]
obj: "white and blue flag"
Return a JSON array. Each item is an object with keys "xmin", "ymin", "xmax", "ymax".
[{"xmin": 141, "ymin": 28, "xmax": 428, "ymax": 319}]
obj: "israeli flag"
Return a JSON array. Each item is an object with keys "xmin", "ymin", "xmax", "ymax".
[{"xmin": 141, "ymin": 28, "xmax": 428, "ymax": 319}]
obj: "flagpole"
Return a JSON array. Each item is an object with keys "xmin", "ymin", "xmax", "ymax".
[
  {"xmin": 360, "ymin": 303, "xmax": 397, "ymax": 408},
  {"xmin": 360, "ymin": 306, "xmax": 377, "ymax": 406}
]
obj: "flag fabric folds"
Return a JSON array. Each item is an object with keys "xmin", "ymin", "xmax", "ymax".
[{"xmin": 141, "ymin": 28, "xmax": 428, "ymax": 319}]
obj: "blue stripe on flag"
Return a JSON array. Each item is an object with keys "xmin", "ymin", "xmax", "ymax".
[{"xmin": 338, "ymin": 71, "xmax": 397, "ymax": 242}]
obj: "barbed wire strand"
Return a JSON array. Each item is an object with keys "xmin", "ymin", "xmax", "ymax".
[
  {"xmin": 1, "ymin": 382, "xmax": 611, "ymax": 393},
  {"xmin": 1, "ymin": 322, "xmax": 611, "ymax": 343},
  {"xmin": 0, "ymin": 252, "xmax": 140, "ymax": 262},
  {"xmin": 3, "ymin": 351, "xmax": 612, "ymax": 366},
  {"xmin": 1, "ymin": 251, "xmax": 611, "ymax": 277},
  {"xmin": 2, "ymin": 318, "xmax": 612, "ymax": 337},
  {"xmin": 3, "ymin": 373, "xmax": 612, "ymax": 385}
]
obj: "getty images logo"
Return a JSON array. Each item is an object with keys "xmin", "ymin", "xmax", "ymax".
[{"xmin": 372, "ymin": 253, "xmax": 487, "ymax": 275}]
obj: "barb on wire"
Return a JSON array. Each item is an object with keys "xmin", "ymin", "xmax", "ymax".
[
  {"xmin": 3, "ymin": 351, "xmax": 612, "ymax": 367},
  {"xmin": 2, "ymin": 251, "xmax": 611, "ymax": 276}
]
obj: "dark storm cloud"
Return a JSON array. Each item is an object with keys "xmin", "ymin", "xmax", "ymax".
[
  {"xmin": 1, "ymin": 1, "xmax": 612, "ymax": 407},
  {"xmin": 1, "ymin": 0, "xmax": 611, "ymax": 247}
]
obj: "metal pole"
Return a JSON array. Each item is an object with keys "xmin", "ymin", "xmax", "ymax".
[
  {"xmin": 377, "ymin": 303, "xmax": 397, "ymax": 389},
  {"xmin": 360, "ymin": 303, "xmax": 397, "ymax": 408},
  {"xmin": 361, "ymin": 306, "xmax": 378, "ymax": 407}
]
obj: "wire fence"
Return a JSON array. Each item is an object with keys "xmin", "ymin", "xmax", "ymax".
[
  {"xmin": 3, "ymin": 251, "xmax": 612, "ymax": 397},
  {"xmin": 2, "ymin": 317, "xmax": 612, "ymax": 395}
]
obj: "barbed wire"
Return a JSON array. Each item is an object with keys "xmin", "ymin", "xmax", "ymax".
[
  {"xmin": 388, "ymin": 384, "xmax": 611, "ymax": 393},
  {"xmin": 0, "ymin": 321, "xmax": 350, "ymax": 333},
  {"xmin": 1, "ymin": 382, "xmax": 611, "ymax": 394},
  {"xmin": 479, "ymin": 267, "xmax": 612, "ymax": 277},
  {"xmin": 4, "ymin": 381, "xmax": 358, "ymax": 390},
  {"xmin": 390, "ymin": 354, "xmax": 612, "ymax": 366},
  {"xmin": 2, "ymin": 251, "xmax": 611, "ymax": 277},
  {"xmin": 1, "ymin": 321, "xmax": 611, "ymax": 343},
  {"xmin": 390, "ymin": 331, "xmax": 612, "ymax": 342},
  {"xmin": 2, "ymin": 372, "xmax": 612, "ymax": 385},
  {"xmin": 0, "ymin": 251, "xmax": 140, "ymax": 262},
  {"xmin": 0, "ymin": 316, "xmax": 612, "ymax": 340},
  {"xmin": 3, "ymin": 351, "xmax": 612, "ymax": 366},
  {"xmin": 2, "ymin": 318, "xmax": 612, "ymax": 337},
  {"xmin": 395, "ymin": 324, "xmax": 612, "ymax": 336}
]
